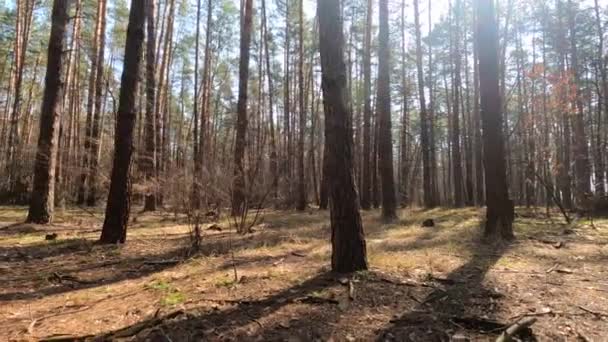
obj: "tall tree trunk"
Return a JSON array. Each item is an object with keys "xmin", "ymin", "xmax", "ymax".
[
  {"xmin": 476, "ymin": 0, "xmax": 514, "ymax": 240},
  {"xmin": 428, "ymin": 0, "xmax": 439, "ymax": 205},
  {"xmin": 377, "ymin": 0, "xmax": 397, "ymax": 220},
  {"xmin": 232, "ymin": 0, "xmax": 254, "ymax": 221},
  {"xmin": 318, "ymin": 0, "xmax": 367, "ymax": 273},
  {"xmin": 557, "ymin": 0, "xmax": 572, "ymax": 210},
  {"xmin": 283, "ymin": 0, "xmax": 292, "ymax": 207},
  {"xmin": 451, "ymin": 0, "xmax": 464, "ymax": 207},
  {"xmin": 262, "ymin": 0, "xmax": 278, "ymax": 203},
  {"xmin": 192, "ymin": 0, "xmax": 202, "ymax": 209},
  {"xmin": 414, "ymin": 0, "xmax": 435, "ymax": 208},
  {"xmin": 86, "ymin": 0, "xmax": 108, "ymax": 207},
  {"xmin": 567, "ymin": 0, "xmax": 591, "ymax": 209},
  {"xmin": 27, "ymin": 0, "xmax": 69, "ymax": 224},
  {"xmin": 6, "ymin": 0, "xmax": 34, "ymax": 190},
  {"xmin": 77, "ymin": 0, "xmax": 104, "ymax": 205},
  {"xmin": 99, "ymin": 0, "xmax": 146, "ymax": 244},
  {"xmin": 296, "ymin": 0, "xmax": 307, "ymax": 211},
  {"xmin": 361, "ymin": 0, "xmax": 373, "ymax": 210},
  {"xmin": 143, "ymin": 0, "xmax": 157, "ymax": 212},
  {"xmin": 198, "ymin": 0, "xmax": 213, "ymax": 207},
  {"xmin": 473, "ymin": 8, "xmax": 484, "ymax": 205},
  {"xmin": 594, "ymin": 0, "xmax": 606, "ymax": 196},
  {"xmin": 399, "ymin": 0, "xmax": 409, "ymax": 206}
]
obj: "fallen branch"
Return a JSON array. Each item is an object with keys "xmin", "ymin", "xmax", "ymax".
[
  {"xmin": 48, "ymin": 272, "xmax": 96, "ymax": 285},
  {"xmin": 110, "ymin": 310, "xmax": 185, "ymax": 339},
  {"xmin": 298, "ymin": 295, "xmax": 339, "ymax": 305},
  {"xmin": 143, "ymin": 259, "xmax": 181, "ymax": 266},
  {"xmin": 531, "ymin": 170, "xmax": 571, "ymax": 224},
  {"xmin": 496, "ymin": 317, "xmax": 537, "ymax": 342},
  {"xmin": 377, "ymin": 276, "xmax": 435, "ymax": 288},
  {"xmin": 577, "ymin": 305, "xmax": 608, "ymax": 318}
]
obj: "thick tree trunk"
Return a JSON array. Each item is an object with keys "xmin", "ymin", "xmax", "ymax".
[
  {"xmin": 232, "ymin": 0, "xmax": 254, "ymax": 221},
  {"xmin": 319, "ymin": 139, "xmax": 329, "ymax": 210},
  {"xmin": 27, "ymin": 0, "xmax": 69, "ymax": 224},
  {"xmin": 99, "ymin": 0, "xmax": 146, "ymax": 244},
  {"xmin": 377, "ymin": 0, "xmax": 397, "ymax": 220},
  {"xmin": 476, "ymin": 0, "xmax": 514, "ymax": 240},
  {"xmin": 318, "ymin": 0, "xmax": 367, "ymax": 273}
]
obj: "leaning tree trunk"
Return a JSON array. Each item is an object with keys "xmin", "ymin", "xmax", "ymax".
[
  {"xmin": 99, "ymin": 0, "xmax": 146, "ymax": 244},
  {"xmin": 27, "ymin": 0, "xmax": 69, "ymax": 224},
  {"xmin": 232, "ymin": 0, "xmax": 254, "ymax": 222},
  {"xmin": 318, "ymin": 0, "xmax": 368, "ymax": 273},
  {"xmin": 377, "ymin": 0, "xmax": 397, "ymax": 221},
  {"xmin": 476, "ymin": 0, "xmax": 514, "ymax": 240}
]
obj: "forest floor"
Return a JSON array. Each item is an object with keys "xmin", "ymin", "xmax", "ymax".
[{"xmin": 1, "ymin": 206, "xmax": 607, "ymax": 341}]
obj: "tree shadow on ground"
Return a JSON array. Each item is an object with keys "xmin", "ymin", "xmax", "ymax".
[
  {"xmin": 0, "ymin": 224, "xmax": 320, "ymax": 302},
  {"xmin": 62, "ymin": 272, "xmax": 339, "ymax": 341},
  {"xmin": 374, "ymin": 240, "xmax": 522, "ymax": 341},
  {"xmin": 0, "ymin": 242, "xmax": 188, "ymax": 302},
  {"xmin": 55, "ymin": 234, "xmax": 522, "ymax": 341}
]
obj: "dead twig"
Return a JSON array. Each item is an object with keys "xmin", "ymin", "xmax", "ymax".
[
  {"xmin": 496, "ymin": 317, "xmax": 537, "ymax": 342},
  {"xmin": 109, "ymin": 310, "xmax": 185, "ymax": 339},
  {"xmin": 143, "ymin": 259, "xmax": 181, "ymax": 266},
  {"xmin": 577, "ymin": 305, "xmax": 608, "ymax": 318}
]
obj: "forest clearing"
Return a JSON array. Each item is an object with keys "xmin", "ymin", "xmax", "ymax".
[{"xmin": 1, "ymin": 206, "xmax": 607, "ymax": 341}]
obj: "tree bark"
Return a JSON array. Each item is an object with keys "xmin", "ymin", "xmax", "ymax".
[
  {"xmin": 262, "ymin": 0, "xmax": 278, "ymax": 203},
  {"xmin": 567, "ymin": 0, "xmax": 592, "ymax": 209},
  {"xmin": 296, "ymin": 0, "xmax": 307, "ymax": 211},
  {"xmin": 99, "ymin": 0, "xmax": 146, "ymax": 244},
  {"xmin": 142, "ymin": 0, "xmax": 157, "ymax": 212},
  {"xmin": 361, "ymin": 0, "xmax": 373, "ymax": 210},
  {"xmin": 377, "ymin": 0, "xmax": 397, "ymax": 220},
  {"xmin": 318, "ymin": 0, "xmax": 368, "ymax": 273},
  {"xmin": 451, "ymin": 0, "xmax": 464, "ymax": 207},
  {"xmin": 414, "ymin": 0, "xmax": 435, "ymax": 208},
  {"xmin": 27, "ymin": 0, "xmax": 69, "ymax": 224},
  {"xmin": 476, "ymin": 0, "xmax": 514, "ymax": 240},
  {"xmin": 232, "ymin": 0, "xmax": 254, "ymax": 221}
]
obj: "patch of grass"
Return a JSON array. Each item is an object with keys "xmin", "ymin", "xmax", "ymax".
[
  {"xmin": 368, "ymin": 251, "xmax": 418, "ymax": 271},
  {"xmin": 145, "ymin": 279, "xmax": 187, "ymax": 306},
  {"xmin": 161, "ymin": 291, "xmax": 186, "ymax": 306},
  {"xmin": 145, "ymin": 279, "xmax": 173, "ymax": 291},
  {"xmin": 215, "ymin": 275, "xmax": 238, "ymax": 288},
  {"xmin": 1, "ymin": 233, "xmax": 43, "ymax": 246}
]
